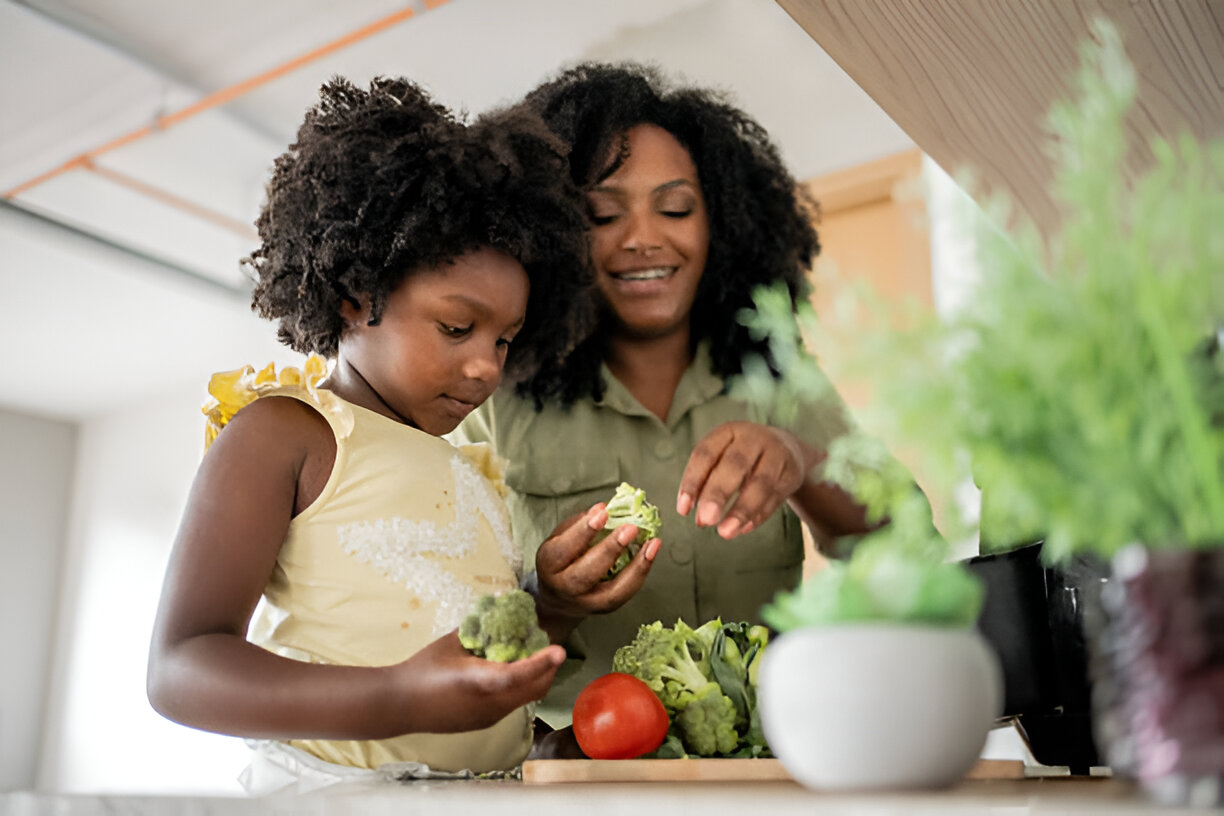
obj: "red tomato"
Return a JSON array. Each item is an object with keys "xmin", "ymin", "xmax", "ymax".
[{"xmin": 572, "ymin": 673, "xmax": 670, "ymax": 759}]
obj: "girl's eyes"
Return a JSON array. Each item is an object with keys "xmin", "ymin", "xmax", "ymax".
[{"xmin": 439, "ymin": 323, "xmax": 515, "ymax": 348}]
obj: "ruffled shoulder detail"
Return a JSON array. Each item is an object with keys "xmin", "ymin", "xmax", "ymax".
[
  {"xmin": 455, "ymin": 442, "xmax": 510, "ymax": 499},
  {"xmin": 202, "ymin": 355, "xmax": 345, "ymax": 451}
]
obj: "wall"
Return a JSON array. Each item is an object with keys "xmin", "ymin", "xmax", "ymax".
[
  {"xmin": 35, "ymin": 383, "xmax": 250, "ymax": 794},
  {"xmin": 0, "ymin": 410, "xmax": 75, "ymax": 790}
]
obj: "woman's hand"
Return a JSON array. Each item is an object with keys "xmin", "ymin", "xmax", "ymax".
[
  {"xmin": 389, "ymin": 632, "xmax": 566, "ymax": 734},
  {"xmin": 533, "ymin": 504, "xmax": 660, "ymax": 639},
  {"xmin": 676, "ymin": 421, "xmax": 814, "ymax": 539},
  {"xmin": 677, "ymin": 421, "xmax": 874, "ymax": 543}
]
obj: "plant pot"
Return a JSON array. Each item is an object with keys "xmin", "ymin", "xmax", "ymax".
[
  {"xmin": 758, "ymin": 623, "xmax": 1002, "ymax": 791},
  {"xmin": 1084, "ymin": 545, "xmax": 1224, "ymax": 807}
]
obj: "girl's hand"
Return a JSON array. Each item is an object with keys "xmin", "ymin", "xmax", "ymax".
[
  {"xmin": 533, "ymin": 504, "xmax": 659, "ymax": 636},
  {"xmin": 390, "ymin": 632, "xmax": 566, "ymax": 734},
  {"xmin": 676, "ymin": 421, "xmax": 812, "ymax": 539}
]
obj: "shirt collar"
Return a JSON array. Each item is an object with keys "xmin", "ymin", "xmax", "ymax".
[{"xmin": 594, "ymin": 340, "xmax": 727, "ymax": 427}]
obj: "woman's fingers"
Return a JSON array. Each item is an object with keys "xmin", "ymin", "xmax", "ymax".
[{"xmin": 680, "ymin": 422, "xmax": 810, "ymax": 539}]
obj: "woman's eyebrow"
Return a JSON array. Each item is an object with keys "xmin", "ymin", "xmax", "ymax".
[
  {"xmin": 653, "ymin": 179, "xmax": 697, "ymax": 194},
  {"xmin": 588, "ymin": 178, "xmax": 697, "ymax": 195}
]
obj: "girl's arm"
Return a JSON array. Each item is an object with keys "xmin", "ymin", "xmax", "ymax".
[{"xmin": 147, "ymin": 396, "xmax": 562, "ymax": 740}]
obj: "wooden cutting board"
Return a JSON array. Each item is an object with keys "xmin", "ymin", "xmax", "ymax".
[{"xmin": 521, "ymin": 757, "xmax": 1025, "ymax": 784}]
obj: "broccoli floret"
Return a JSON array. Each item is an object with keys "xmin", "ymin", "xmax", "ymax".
[
  {"xmin": 674, "ymin": 682, "xmax": 741, "ymax": 756},
  {"xmin": 595, "ymin": 482, "xmax": 662, "ymax": 578},
  {"xmin": 612, "ymin": 620, "xmax": 710, "ymax": 710},
  {"xmin": 457, "ymin": 589, "xmax": 550, "ymax": 662}
]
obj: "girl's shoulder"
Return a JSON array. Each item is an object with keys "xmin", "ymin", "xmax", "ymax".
[{"xmin": 202, "ymin": 355, "xmax": 341, "ymax": 451}]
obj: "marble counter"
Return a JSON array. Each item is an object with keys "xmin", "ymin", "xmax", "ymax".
[{"xmin": 4, "ymin": 777, "xmax": 1220, "ymax": 816}]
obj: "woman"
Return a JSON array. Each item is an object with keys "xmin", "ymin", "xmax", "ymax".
[{"xmin": 454, "ymin": 62, "xmax": 878, "ymax": 730}]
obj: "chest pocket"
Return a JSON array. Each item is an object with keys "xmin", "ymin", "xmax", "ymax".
[{"xmin": 504, "ymin": 453, "xmax": 623, "ymax": 568}]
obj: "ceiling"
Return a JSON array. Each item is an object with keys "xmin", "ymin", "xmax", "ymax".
[{"xmin": 0, "ymin": 0, "xmax": 913, "ymax": 422}]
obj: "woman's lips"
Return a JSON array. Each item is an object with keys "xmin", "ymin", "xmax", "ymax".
[
  {"xmin": 609, "ymin": 266, "xmax": 676, "ymax": 281},
  {"xmin": 606, "ymin": 266, "xmax": 678, "ymax": 294}
]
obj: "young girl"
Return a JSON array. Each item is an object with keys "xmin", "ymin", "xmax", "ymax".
[{"xmin": 146, "ymin": 76, "xmax": 658, "ymax": 779}]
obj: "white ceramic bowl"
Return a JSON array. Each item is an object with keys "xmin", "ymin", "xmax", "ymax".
[{"xmin": 759, "ymin": 623, "xmax": 1003, "ymax": 791}]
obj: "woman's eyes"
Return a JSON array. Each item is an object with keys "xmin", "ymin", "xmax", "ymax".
[{"xmin": 588, "ymin": 208, "xmax": 693, "ymax": 226}]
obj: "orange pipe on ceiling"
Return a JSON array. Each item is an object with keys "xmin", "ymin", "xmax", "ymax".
[{"xmin": 4, "ymin": 2, "xmax": 450, "ymax": 201}]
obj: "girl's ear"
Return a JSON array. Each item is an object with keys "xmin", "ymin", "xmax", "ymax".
[{"xmin": 339, "ymin": 296, "xmax": 369, "ymax": 329}]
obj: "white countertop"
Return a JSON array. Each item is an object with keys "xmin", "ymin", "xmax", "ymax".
[{"xmin": 5, "ymin": 777, "xmax": 1219, "ymax": 816}]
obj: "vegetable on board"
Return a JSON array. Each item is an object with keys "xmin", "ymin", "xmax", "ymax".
[
  {"xmin": 572, "ymin": 672, "xmax": 670, "ymax": 759},
  {"xmin": 612, "ymin": 618, "xmax": 770, "ymax": 758}
]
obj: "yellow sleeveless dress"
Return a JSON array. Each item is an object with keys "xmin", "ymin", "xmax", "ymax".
[{"xmin": 205, "ymin": 359, "xmax": 533, "ymax": 773}]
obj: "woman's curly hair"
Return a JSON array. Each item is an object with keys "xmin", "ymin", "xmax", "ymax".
[
  {"xmin": 246, "ymin": 76, "xmax": 594, "ymax": 382},
  {"xmin": 514, "ymin": 62, "xmax": 820, "ymax": 406}
]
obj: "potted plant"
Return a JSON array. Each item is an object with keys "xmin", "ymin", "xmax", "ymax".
[{"xmin": 744, "ymin": 19, "xmax": 1222, "ymax": 806}]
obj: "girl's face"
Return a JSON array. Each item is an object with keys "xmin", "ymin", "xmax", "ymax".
[
  {"xmin": 585, "ymin": 123, "xmax": 710, "ymax": 342},
  {"xmin": 338, "ymin": 247, "xmax": 528, "ymax": 435}
]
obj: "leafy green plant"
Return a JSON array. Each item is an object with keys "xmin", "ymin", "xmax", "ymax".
[{"xmin": 740, "ymin": 19, "xmax": 1224, "ymax": 580}]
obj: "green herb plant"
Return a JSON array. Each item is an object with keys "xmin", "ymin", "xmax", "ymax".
[{"xmin": 745, "ymin": 16, "xmax": 1224, "ymax": 618}]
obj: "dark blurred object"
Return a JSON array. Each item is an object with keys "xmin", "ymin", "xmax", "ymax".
[
  {"xmin": 1088, "ymin": 546, "xmax": 1224, "ymax": 808},
  {"xmin": 965, "ymin": 542, "xmax": 1107, "ymax": 774}
]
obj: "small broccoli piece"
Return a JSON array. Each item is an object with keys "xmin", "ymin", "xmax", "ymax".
[
  {"xmin": 674, "ymin": 682, "xmax": 741, "ymax": 756},
  {"xmin": 457, "ymin": 589, "xmax": 550, "ymax": 662},
  {"xmin": 595, "ymin": 482, "xmax": 662, "ymax": 578}
]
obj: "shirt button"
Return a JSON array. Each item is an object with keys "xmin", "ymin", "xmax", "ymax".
[
  {"xmin": 669, "ymin": 538, "xmax": 693, "ymax": 565},
  {"xmin": 550, "ymin": 476, "xmax": 572, "ymax": 492},
  {"xmin": 653, "ymin": 438, "xmax": 676, "ymax": 459}
]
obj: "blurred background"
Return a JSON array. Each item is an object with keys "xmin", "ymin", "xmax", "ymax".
[{"xmin": 18, "ymin": 0, "xmax": 1209, "ymax": 796}]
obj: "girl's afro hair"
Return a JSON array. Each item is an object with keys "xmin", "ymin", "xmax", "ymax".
[
  {"xmin": 246, "ymin": 76, "xmax": 594, "ymax": 382},
  {"xmin": 514, "ymin": 61, "xmax": 820, "ymax": 406}
]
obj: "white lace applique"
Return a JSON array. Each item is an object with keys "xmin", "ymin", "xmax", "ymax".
[{"xmin": 338, "ymin": 453, "xmax": 518, "ymax": 636}]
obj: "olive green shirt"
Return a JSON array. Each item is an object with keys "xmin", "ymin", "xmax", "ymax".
[{"xmin": 452, "ymin": 343, "xmax": 852, "ymax": 726}]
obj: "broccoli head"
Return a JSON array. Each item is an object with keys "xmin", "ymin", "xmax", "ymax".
[
  {"xmin": 612, "ymin": 620, "xmax": 710, "ymax": 710},
  {"xmin": 674, "ymin": 682, "xmax": 741, "ymax": 756},
  {"xmin": 613, "ymin": 618, "xmax": 746, "ymax": 757},
  {"xmin": 595, "ymin": 482, "xmax": 662, "ymax": 578},
  {"xmin": 458, "ymin": 589, "xmax": 550, "ymax": 662}
]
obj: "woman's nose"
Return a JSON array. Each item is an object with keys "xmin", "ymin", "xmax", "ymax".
[{"xmin": 621, "ymin": 209, "xmax": 663, "ymax": 254}]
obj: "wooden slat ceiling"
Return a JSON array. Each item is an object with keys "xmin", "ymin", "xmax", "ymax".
[{"xmin": 777, "ymin": 0, "xmax": 1224, "ymax": 237}]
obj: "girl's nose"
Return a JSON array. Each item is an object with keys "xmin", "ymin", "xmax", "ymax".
[{"xmin": 463, "ymin": 343, "xmax": 503, "ymax": 383}]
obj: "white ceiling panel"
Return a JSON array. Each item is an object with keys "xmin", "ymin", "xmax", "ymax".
[{"xmin": 1, "ymin": 0, "xmax": 915, "ymax": 421}]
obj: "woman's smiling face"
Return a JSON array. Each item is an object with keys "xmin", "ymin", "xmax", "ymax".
[{"xmin": 584, "ymin": 123, "xmax": 710, "ymax": 343}]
